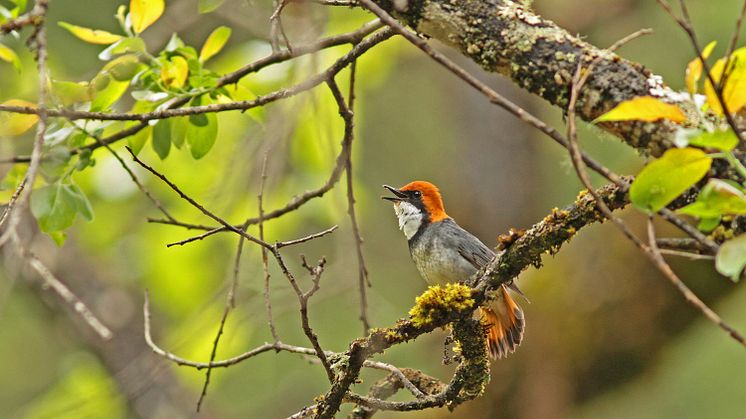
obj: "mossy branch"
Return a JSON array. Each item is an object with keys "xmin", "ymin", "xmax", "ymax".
[{"xmin": 372, "ymin": 0, "xmax": 682, "ymax": 156}]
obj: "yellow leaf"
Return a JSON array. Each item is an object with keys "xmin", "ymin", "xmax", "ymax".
[
  {"xmin": 705, "ymin": 47, "xmax": 746, "ymax": 115},
  {"xmin": 685, "ymin": 40, "xmax": 716, "ymax": 94},
  {"xmin": 199, "ymin": 26, "xmax": 231, "ymax": 62},
  {"xmin": 161, "ymin": 56, "xmax": 188, "ymax": 89},
  {"xmin": 595, "ymin": 96, "xmax": 687, "ymax": 123},
  {"xmin": 0, "ymin": 100, "xmax": 39, "ymax": 137},
  {"xmin": 0, "ymin": 43, "xmax": 21, "ymax": 73},
  {"xmin": 58, "ymin": 22, "xmax": 123, "ymax": 45},
  {"xmin": 130, "ymin": 0, "xmax": 164, "ymax": 34}
]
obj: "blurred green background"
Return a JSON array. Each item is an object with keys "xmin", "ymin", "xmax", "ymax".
[{"xmin": 1, "ymin": 0, "xmax": 745, "ymax": 418}]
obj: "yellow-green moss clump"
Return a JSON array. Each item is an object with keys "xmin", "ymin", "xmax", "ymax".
[{"xmin": 408, "ymin": 283, "xmax": 476, "ymax": 327}]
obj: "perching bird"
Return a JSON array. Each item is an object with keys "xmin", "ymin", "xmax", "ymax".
[{"xmin": 383, "ymin": 181, "xmax": 524, "ymax": 359}]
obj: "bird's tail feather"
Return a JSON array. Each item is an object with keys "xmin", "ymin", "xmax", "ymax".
[{"xmin": 480, "ymin": 285, "xmax": 524, "ymax": 359}]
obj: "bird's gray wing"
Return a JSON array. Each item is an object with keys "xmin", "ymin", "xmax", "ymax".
[{"xmin": 438, "ymin": 219, "xmax": 495, "ymax": 269}]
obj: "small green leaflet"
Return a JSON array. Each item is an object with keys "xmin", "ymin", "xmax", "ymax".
[
  {"xmin": 716, "ymin": 233, "xmax": 746, "ymax": 282},
  {"xmin": 687, "ymin": 129, "xmax": 739, "ymax": 152},
  {"xmin": 30, "ymin": 182, "xmax": 94, "ymax": 237},
  {"xmin": 152, "ymin": 119, "xmax": 171, "ymax": 159},
  {"xmin": 98, "ymin": 37, "xmax": 146, "ymax": 61},
  {"xmin": 186, "ymin": 97, "xmax": 218, "ymax": 159},
  {"xmin": 198, "ymin": 0, "xmax": 225, "ymax": 13},
  {"xmin": 678, "ymin": 179, "xmax": 746, "ymax": 218},
  {"xmin": 630, "ymin": 148, "xmax": 712, "ymax": 213}
]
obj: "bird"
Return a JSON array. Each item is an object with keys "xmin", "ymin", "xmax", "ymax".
[{"xmin": 382, "ymin": 180, "xmax": 524, "ymax": 359}]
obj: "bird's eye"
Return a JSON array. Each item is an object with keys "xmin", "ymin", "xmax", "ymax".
[{"xmin": 413, "ymin": 191, "xmax": 422, "ymax": 198}]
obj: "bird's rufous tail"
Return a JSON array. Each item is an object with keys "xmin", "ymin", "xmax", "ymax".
[{"xmin": 480, "ymin": 285, "xmax": 524, "ymax": 359}]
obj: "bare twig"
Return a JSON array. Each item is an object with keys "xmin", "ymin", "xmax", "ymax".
[
  {"xmin": 144, "ymin": 292, "xmax": 423, "ymax": 397},
  {"xmin": 0, "ymin": 0, "xmax": 49, "ymax": 247},
  {"xmin": 126, "ymin": 146, "xmax": 273, "ymax": 250},
  {"xmin": 258, "ymin": 154, "xmax": 281, "ymax": 344},
  {"xmin": 646, "ymin": 218, "xmax": 746, "ymax": 347},
  {"xmin": 658, "ymin": 249, "xmax": 714, "ymax": 260},
  {"xmin": 11, "ymin": 232, "xmax": 112, "ymax": 340},
  {"xmin": 564, "ymin": 32, "xmax": 651, "ymax": 251},
  {"xmin": 269, "ymin": 0, "xmax": 292, "ymax": 52},
  {"xmin": 297, "ymin": 256, "xmax": 335, "ymax": 383},
  {"xmin": 327, "ymin": 68, "xmax": 371, "ymax": 334},
  {"xmin": 75, "ymin": 123, "xmax": 176, "ymax": 223},
  {"xmin": 277, "ymin": 226, "xmax": 338, "ymax": 248}
]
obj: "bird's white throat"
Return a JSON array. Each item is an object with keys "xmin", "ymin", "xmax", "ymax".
[{"xmin": 393, "ymin": 201, "xmax": 423, "ymax": 240}]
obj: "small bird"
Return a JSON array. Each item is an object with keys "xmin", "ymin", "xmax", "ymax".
[{"xmin": 383, "ymin": 181, "xmax": 524, "ymax": 359}]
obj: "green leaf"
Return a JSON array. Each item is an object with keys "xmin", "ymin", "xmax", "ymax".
[
  {"xmin": 678, "ymin": 179, "xmax": 746, "ymax": 218},
  {"xmin": 716, "ymin": 233, "xmax": 746, "ymax": 281},
  {"xmin": 1, "ymin": 164, "xmax": 27, "ymax": 191},
  {"xmin": 52, "ymin": 80, "xmax": 90, "ymax": 106},
  {"xmin": 128, "ymin": 125, "xmax": 152, "ymax": 155},
  {"xmin": 686, "ymin": 129, "xmax": 739, "ymax": 151},
  {"xmin": 58, "ymin": 22, "xmax": 123, "ymax": 45},
  {"xmin": 630, "ymin": 148, "xmax": 712, "ymax": 213},
  {"xmin": 67, "ymin": 183, "xmax": 94, "ymax": 221},
  {"xmin": 170, "ymin": 116, "xmax": 187, "ymax": 148},
  {"xmin": 186, "ymin": 97, "xmax": 218, "ymax": 159},
  {"xmin": 199, "ymin": 26, "xmax": 231, "ymax": 62},
  {"xmin": 48, "ymin": 231, "xmax": 67, "ymax": 246},
  {"xmin": 595, "ymin": 96, "xmax": 687, "ymax": 123},
  {"xmin": 0, "ymin": 42, "xmax": 21, "ymax": 73},
  {"xmin": 152, "ymin": 119, "xmax": 171, "ymax": 159},
  {"xmin": 697, "ymin": 216, "xmax": 721, "ymax": 232},
  {"xmin": 98, "ymin": 37, "xmax": 146, "ymax": 61},
  {"xmin": 198, "ymin": 0, "xmax": 225, "ymax": 13},
  {"xmin": 11, "ymin": 0, "xmax": 28, "ymax": 17},
  {"xmin": 105, "ymin": 54, "xmax": 144, "ymax": 81},
  {"xmin": 30, "ymin": 183, "xmax": 78, "ymax": 232},
  {"xmin": 130, "ymin": 0, "xmax": 165, "ymax": 34},
  {"xmin": 89, "ymin": 73, "xmax": 128, "ymax": 111}
]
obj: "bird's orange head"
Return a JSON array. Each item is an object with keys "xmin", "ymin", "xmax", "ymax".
[{"xmin": 382, "ymin": 181, "xmax": 449, "ymax": 223}]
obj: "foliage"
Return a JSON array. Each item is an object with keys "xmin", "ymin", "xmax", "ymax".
[{"xmin": 597, "ymin": 43, "xmax": 746, "ymax": 280}]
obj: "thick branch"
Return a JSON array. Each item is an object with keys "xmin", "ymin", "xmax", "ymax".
[{"xmin": 373, "ymin": 0, "xmax": 679, "ymax": 156}]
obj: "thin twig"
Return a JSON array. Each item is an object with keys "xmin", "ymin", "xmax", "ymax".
[
  {"xmin": 75, "ymin": 123, "xmax": 177, "ymax": 222},
  {"xmin": 658, "ymin": 249, "xmax": 714, "ymax": 260},
  {"xmin": 336, "ymin": 60, "xmax": 372, "ymax": 334},
  {"xmin": 276, "ymin": 225, "xmax": 338, "ymax": 248},
  {"xmin": 258, "ymin": 154, "xmax": 281, "ymax": 343},
  {"xmin": 565, "ymin": 32, "xmax": 651, "ymax": 250},
  {"xmin": 11, "ymin": 231, "xmax": 112, "ymax": 340},
  {"xmin": 646, "ymin": 218, "xmax": 746, "ymax": 347},
  {"xmin": 0, "ymin": 0, "xmax": 49, "ymax": 247},
  {"xmin": 297, "ymin": 256, "xmax": 335, "ymax": 383},
  {"xmin": 143, "ymin": 291, "xmax": 424, "ymax": 398}
]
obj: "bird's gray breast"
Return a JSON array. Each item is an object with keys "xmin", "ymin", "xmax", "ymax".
[{"xmin": 409, "ymin": 220, "xmax": 484, "ymax": 284}]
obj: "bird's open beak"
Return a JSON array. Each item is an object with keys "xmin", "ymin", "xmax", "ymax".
[{"xmin": 382, "ymin": 185, "xmax": 407, "ymax": 202}]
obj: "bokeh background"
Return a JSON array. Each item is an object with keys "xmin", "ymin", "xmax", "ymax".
[{"xmin": 1, "ymin": 0, "xmax": 746, "ymax": 418}]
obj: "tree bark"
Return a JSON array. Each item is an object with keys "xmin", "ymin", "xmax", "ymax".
[{"xmin": 374, "ymin": 0, "xmax": 679, "ymax": 156}]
